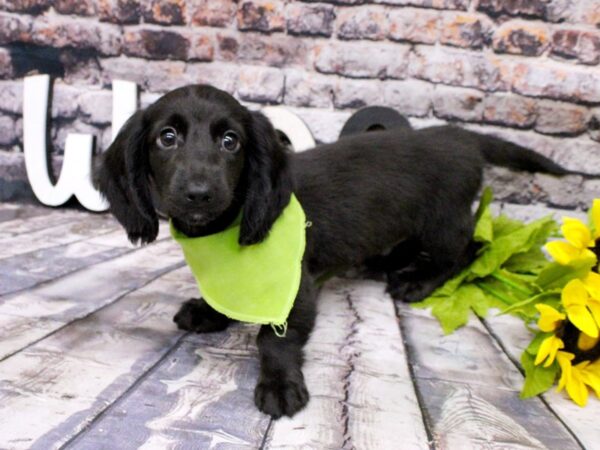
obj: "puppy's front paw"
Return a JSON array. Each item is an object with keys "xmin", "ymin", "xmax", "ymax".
[
  {"xmin": 254, "ymin": 371, "xmax": 309, "ymax": 419},
  {"xmin": 173, "ymin": 298, "xmax": 230, "ymax": 333}
]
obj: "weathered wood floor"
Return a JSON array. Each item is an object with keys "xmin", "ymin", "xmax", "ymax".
[{"xmin": 0, "ymin": 201, "xmax": 597, "ymax": 450}]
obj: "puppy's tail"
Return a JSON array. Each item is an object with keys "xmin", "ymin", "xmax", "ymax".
[{"xmin": 473, "ymin": 132, "xmax": 599, "ymax": 179}]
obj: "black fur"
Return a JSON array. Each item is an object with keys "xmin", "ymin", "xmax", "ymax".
[{"xmin": 94, "ymin": 84, "xmax": 583, "ymax": 419}]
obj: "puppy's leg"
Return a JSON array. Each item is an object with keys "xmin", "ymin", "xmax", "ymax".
[
  {"xmin": 173, "ymin": 298, "xmax": 231, "ymax": 333},
  {"xmin": 387, "ymin": 212, "xmax": 476, "ymax": 303},
  {"xmin": 254, "ymin": 268, "xmax": 317, "ymax": 418}
]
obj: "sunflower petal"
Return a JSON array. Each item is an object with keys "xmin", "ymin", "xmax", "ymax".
[
  {"xmin": 535, "ymin": 304, "xmax": 565, "ymax": 332},
  {"xmin": 562, "ymin": 217, "xmax": 593, "ymax": 249},
  {"xmin": 577, "ymin": 332, "xmax": 599, "ymax": 351},
  {"xmin": 535, "ymin": 335, "xmax": 564, "ymax": 366},
  {"xmin": 566, "ymin": 305, "xmax": 599, "ymax": 338},
  {"xmin": 556, "ymin": 351, "xmax": 574, "ymax": 392},
  {"xmin": 584, "ymin": 271, "xmax": 600, "ymax": 300},
  {"xmin": 545, "ymin": 241, "xmax": 585, "ymax": 265},
  {"xmin": 566, "ymin": 367, "xmax": 589, "ymax": 407},
  {"xmin": 591, "ymin": 199, "xmax": 600, "ymax": 240},
  {"xmin": 588, "ymin": 299, "xmax": 600, "ymax": 331},
  {"xmin": 562, "ymin": 279, "xmax": 589, "ymax": 308}
]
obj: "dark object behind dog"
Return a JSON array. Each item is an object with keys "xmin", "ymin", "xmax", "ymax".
[{"xmin": 93, "ymin": 84, "xmax": 587, "ymax": 419}]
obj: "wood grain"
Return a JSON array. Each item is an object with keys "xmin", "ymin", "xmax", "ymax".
[
  {"xmin": 398, "ymin": 304, "xmax": 581, "ymax": 449},
  {"xmin": 265, "ymin": 279, "xmax": 429, "ymax": 450},
  {"xmin": 0, "ymin": 239, "xmax": 184, "ymax": 360},
  {"xmin": 0, "ymin": 268, "xmax": 195, "ymax": 449}
]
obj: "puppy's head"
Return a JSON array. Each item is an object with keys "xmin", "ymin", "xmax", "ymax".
[{"xmin": 94, "ymin": 85, "xmax": 292, "ymax": 245}]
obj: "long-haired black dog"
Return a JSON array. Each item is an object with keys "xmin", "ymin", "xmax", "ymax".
[{"xmin": 94, "ymin": 84, "xmax": 586, "ymax": 418}]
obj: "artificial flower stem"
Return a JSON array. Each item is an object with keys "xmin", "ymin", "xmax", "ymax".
[
  {"xmin": 490, "ymin": 271, "xmax": 533, "ymax": 296},
  {"xmin": 476, "ymin": 282, "xmax": 515, "ymax": 305}
]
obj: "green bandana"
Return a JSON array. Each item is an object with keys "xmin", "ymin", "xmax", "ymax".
[{"xmin": 170, "ymin": 194, "xmax": 306, "ymax": 330}]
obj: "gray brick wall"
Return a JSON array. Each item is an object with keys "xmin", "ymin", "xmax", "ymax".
[{"xmin": 0, "ymin": 0, "xmax": 598, "ymax": 206}]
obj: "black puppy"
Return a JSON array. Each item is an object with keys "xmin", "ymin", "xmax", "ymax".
[{"xmin": 94, "ymin": 84, "xmax": 582, "ymax": 418}]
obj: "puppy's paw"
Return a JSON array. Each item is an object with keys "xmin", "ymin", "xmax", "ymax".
[
  {"xmin": 173, "ymin": 298, "xmax": 230, "ymax": 333},
  {"xmin": 254, "ymin": 371, "xmax": 309, "ymax": 419},
  {"xmin": 388, "ymin": 280, "xmax": 435, "ymax": 303}
]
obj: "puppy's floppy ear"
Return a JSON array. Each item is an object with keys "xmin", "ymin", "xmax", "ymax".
[
  {"xmin": 239, "ymin": 111, "xmax": 293, "ymax": 246},
  {"xmin": 93, "ymin": 111, "xmax": 158, "ymax": 244}
]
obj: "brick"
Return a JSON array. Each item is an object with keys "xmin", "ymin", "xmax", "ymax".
[
  {"xmin": 98, "ymin": 0, "xmax": 141, "ymax": 24},
  {"xmin": 589, "ymin": 109, "xmax": 600, "ymax": 142},
  {"xmin": 142, "ymin": 0, "xmax": 186, "ymax": 25},
  {"xmin": 80, "ymin": 90, "xmax": 113, "ymax": 125},
  {"xmin": 0, "ymin": 115, "xmax": 16, "ymax": 146},
  {"xmin": 191, "ymin": 0, "xmax": 236, "ymax": 27},
  {"xmin": 388, "ymin": 8, "xmax": 439, "ymax": 44},
  {"xmin": 0, "ymin": 0, "xmax": 51, "ymax": 14},
  {"xmin": 100, "ymin": 57, "xmax": 187, "ymax": 91},
  {"xmin": 216, "ymin": 31, "xmax": 239, "ymax": 60},
  {"xmin": 0, "ymin": 48, "xmax": 13, "ymax": 78},
  {"xmin": 188, "ymin": 32, "xmax": 215, "ymax": 61},
  {"xmin": 53, "ymin": 120, "xmax": 102, "ymax": 155},
  {"xmin": 483, "ymin": 166, "xmax": 535, "ymax": 204},
  {"xmin": 482, "ymin": 93, "xmax": 537, "ymax": 128},
  {"xmin": 382, "ymin": 79, "xmax": 434, "ymax": 117},
  {"xmin": 32, "ymin": 16, "xmax": 122, "ymax": 56},
  {"xmin": 535, "ymin": 100, "xmax": 590, "ymax": 135},
  {"xmin": 237, "ymin": 66, "xmax": 284, "ymax": 103},
  {"xmin": 237, "ymin": 33, "xmax": 308, "ymax": 68},
  {"xmin": 373, "ymin": 0, "xmax": 468, "ymax": 10},
  {"xmin": 123, "ymin": 28, "xmax": 190, "ymax": 60},
  {"xmin": 334, "ymin": 78, "xmax": 381, "ymax": 109},
  {"xmin": 533, "ymin": 172, "xmax": 585, "ymax": 208},
  {"xmin": 284, "ymin": 69, "xmax": 334, "ymax": 108},
  {"xmin": 546, "ymin": 0, "xmax": 600, "ymax": 27},
  {"xmin": 286, "ymin": 3, "xmax": 335, "ymax": 37},
  {"xmin": 433, "ymin": 85, "xmax": 484, "ymax": 121},
  {"xmin": 237, "ymin": 0, "xmax": 285, "ymax": 33},
  {"xmin": 409, "ymin": 45, "xmax": 511, "ymax": 92},
  {"xmin": 0, "ymin": 82, "xmax": 21, "ymax": 115},
  {"xmin": 492, "ymin": 20, "xmax": 549, "ymax": 56},
  {"xmin": 551, "ymin": 29, "xmax": 600, "ymax": 65},
  {"xmin": 54, "ymin": 0, "xmax": 96, "ymax": 15},
  {"xmin": 0, "ymin": 12, "xmax": 32, "ymax": 44},
  {"xmin": 314, "ymin": 41, "xmax": 409, "ymax": 79},
  {"xmin": 61, "ymin": 49, "xmax": 103, "ymax": 85},
  {"xmin": 477, "ymin": 0, "xmax": 547, "ymax": 18},
  {"xmin": 184, "ymin": 62, "xmax": 239, "ymax": 93},
  {"xmin": 52, "ymin": 83, "xmax": 82, "ymax": 119},
  {"xmin": 336, "ymin": 6, "xmax": 387, "ymax": 41},
  {"xmin": 512, "ymin": 61, "xmax": 600, "ymax": 103},
  {"xmin": 440, "ymin": 12, "xmax": 492, "ymax": 49}
]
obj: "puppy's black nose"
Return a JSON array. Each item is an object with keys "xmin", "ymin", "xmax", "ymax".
[{"xmin": 185, "ymin": 184, "xmax": 213, "ymax": 204}]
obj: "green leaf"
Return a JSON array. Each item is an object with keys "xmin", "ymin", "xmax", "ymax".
[
  {"xmin": 520, "ymin": 333, "xmax": 559, "ymax": 398},
  {"xmin": 504, "ymin": 247, "xmax": 550, "ymax": 274},
  {"xmin": 535, "ymin": 259, "xmax": 596, "ymax": 291},
  {"xmin": 493, "ymin": 214, "xmax": 526, "ymax": 238},
  {"xmin": 469, "ymin": 217, "xmax": 557, "ymax": 280},
  {"xmin": 500, "ymin": 290, "xmax": 561, "ymax": 318},
  {"xmin": 428, "ymin": 285, "xmax": 496, "ymax": 334},
  {"xmin": 474, "ymin": 188, "xmax": 494, "ymax": 243}
]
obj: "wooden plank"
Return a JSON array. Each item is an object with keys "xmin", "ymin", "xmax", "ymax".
[
  {"xmin": 398, "ymin": 304, "xmax": 581, "ymax": 449},
  {"xmin": 264, "ymin": 278, "xmax": 429, "ymax": 450},
  {"xmin": 0, "ymin": 202, "xmax": 53, "ymax": 225},
  {"xmin": 0, "ymin": 240, "xmax": 128, "ymax": 296},
  {"xmin": 0, "ymin": 239, "xmax": 185, "ymax": 360},
  {"xmin": 0, "ymin": 268, "xmax": 196, "ymax": 450},
  {"xmin": 0, "ymin": 206, "xmax": 87, "ymax": 236},
  {"xmin": 67, "ymin": 291, "xmax": 269, "ymax": 450},
  {"xmin": 0, "ymin": 214, "xmax": 120, "ymax": 259},
  {"xmin": 0, "ymin": 223, "xmax": 174, "ymax": 297}
]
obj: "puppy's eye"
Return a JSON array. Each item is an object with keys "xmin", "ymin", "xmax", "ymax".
[
  {"xmin": 221, "ymin": 131, "xmax": 240, "ymax": 153},
  {"xmin": 158, "ymin": 127, "xmax": 178, "ymax": 149}
]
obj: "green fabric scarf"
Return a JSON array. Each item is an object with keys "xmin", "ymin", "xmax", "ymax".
[{"xmin": 170, "ymin": 194, "xmax": 306, "ymax": 330}]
